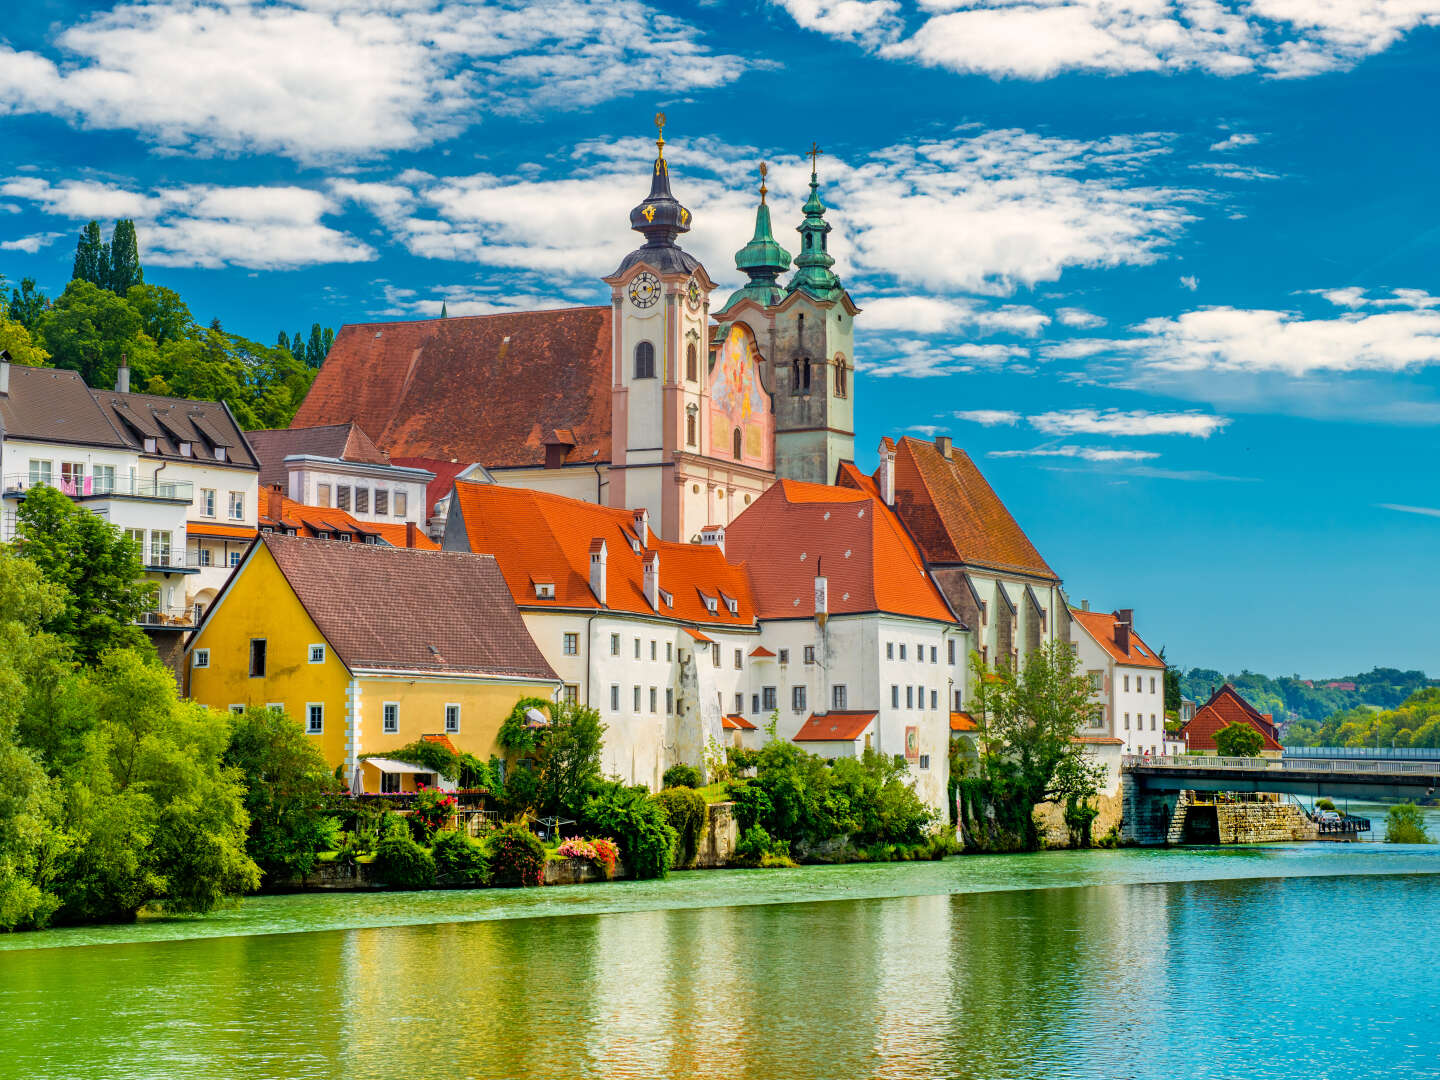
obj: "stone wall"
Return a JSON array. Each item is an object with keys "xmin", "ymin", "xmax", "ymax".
[
  {"xmin": 695, "ymin": 801, "xmax": 739, "ymax": 868},
  {"xmin": 1215, "ymin": 802, "xmax": 1317, "ymax": 844},
  {"xmin": 1034, "ymin": 788, "xmax": 1125, "ymax": 848}
]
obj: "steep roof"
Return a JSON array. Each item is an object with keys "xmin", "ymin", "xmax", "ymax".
[
  {"xmin": 448, "ymin": 481, "xmax": 757, "ymax": 627},
  {"xmin": 852, "ymin": 435, "xmax": 1057, "ymax": 581},
  {"xmin": 0, "ymin": 365, "xmax": 130, "ymax": 449},
  {"xmin": 259, "ymin": 489, "xmax": 438, "ymax": 549},
  {"xmin": 258, "ymin": 532, "xmax": 555, "ymax": 681},
  {"xmin": 1070, "ymin": 608, "xmax": 1167, "ymax": 669},
  {"xmin": 91, "ymin": 388, "xmax": 259, "ymax": 469},
  {"xmin": 247, "ymin": 422, "xmax": 391, "ymax": 488},
  {"xmin": 290, "ymin": 308, "xmax": 613, "ymax": 469},
  {"xmin": 726, "ymin": 466, "xmax": 956, "ymax": 624},
  {"xmin": 793, "ymin": 711, "xmax": 877, "ymax": 742},
  {"xmin": 1180, "ymin": 684, "xmax": 1283, "ymax": 753}
]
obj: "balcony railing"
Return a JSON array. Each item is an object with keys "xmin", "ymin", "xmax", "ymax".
[
  {"xmin": 2, "ymin": 474, "xmax": 194, "ymax": 502},
  {"xmin": 136, "ymin": 604, "xmax": 198, "ymax": 629}
]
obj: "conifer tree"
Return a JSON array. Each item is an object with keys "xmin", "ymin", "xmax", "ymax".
[
  {"xmin": 305, "ymin": 323, "xmax": 325, "ymax": 367},
  {"xmin": 320, "ymin": 326, "xmax": 333, "ymax": 357},
  {"xmin": 106, "ymin": 220, "xmax": 143, "ymax": 293},
  {"xmin": 71, "ymin": 221, "xmax": 110, "ymax": 288},
  {"xmin": 276, "ymin": 330, "xmax": 290, "ymax": 353}
]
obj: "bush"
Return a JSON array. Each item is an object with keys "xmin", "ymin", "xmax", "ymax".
[
  {"xmin": 1214, "ymin": 721, "xmax": 1265, "ymax": 758},
  {"xmin": 376, "ymin": 833, "xmax": 435, "ymax": 888},
  {"xmin": 732, "ymin": 825, "xmax": 794, "ymax": 868},
  {"xmin": 654, "ymin": 786, "xmax": 707, "ymax": 868},
  {"xmin": 1385, "ymin": 803, "xmax": 1433, "ymax": 844},
  {"xmin": 1315, "ymin": 798, "xmax": 1337, "ymax": 813},
  {"xmin": 727, "ymin": 746, "xmax": 759, "ymax": 773},
  {"xmin": 556, "ymin": 837, "xmax": 619, "ymax": 879},
  {"xmin": 410, "ymin": 788, "xmax": 457, "ymax": 841},
  {"xmin": 662, "ymin": 763, "xmax": 703, "ymax": 790},
  {"xmin": 487, "ymin": 822, "xmax": 546, "ymax": 887},
  {"xmin": 432, "ymin": 830, "xmax": 490, "ymax": 886},
  {"xmin": 582, "ymin": 782, "xmax": 676, "ymax": 880}
]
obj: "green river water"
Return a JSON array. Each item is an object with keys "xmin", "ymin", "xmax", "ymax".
[{"xmin": 4, "ymin": 842, "xmax": 1440, "ymax": 1079}]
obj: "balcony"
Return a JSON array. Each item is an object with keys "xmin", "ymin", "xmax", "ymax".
[
  {"xmin": 141, "ymin": 551, "xmax": 199, "ymax": 575},
  {"xmin": 2, "ymin": 474, "xmax": 194, "ymax": 503},
  {"xmin": 136, "ymin": 604, "xmax": 198, "ymax": 630}
]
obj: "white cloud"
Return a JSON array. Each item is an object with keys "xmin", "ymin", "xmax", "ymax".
[
  {"xmin": 1210, "ymin": 132, "xmax": 1259, "ymax": 151},
  {"xmin": 1180, "ymin": 275, "xmax": 1199, "ymax": 291},
  {"xmin": 862, "ymin": 339, "xmax": 1028, "ymax": 377},
  {"xmin": 862, "ymin": 296, "xmax": 1050, "ymax": 335},
  {"xmin": 0, "ymin": 176, "xmax": 373, "ymax": 269},
  {"xmin": 0, "ymin": 231, "xmax": 66, "ymax": 253},
  {"xmin": 1317, "ymin": 287, "xmax": 1440, "ymax": 310},
  {"xmin": 954, "ymin": 409, "xmax": 1021, "ymax": 426},
  {"xmin": 1029, "ymin": 408, "xmax": 1230, "ymax": 437},
  {"xmin": 1056, "ymin": 306, "xmax": 1106, "ymax": 328},
  {"xmin": 376, "ymin": 281, "xmax": 578, "ymax": 317},
  {"xmin": 1377, "ymin": 503, "xmax": 1440, "ymax": 519},
  {"xmin": 776, "ymin": 0, "xmax": 1440, "ymax": 79},
  {"xmin": 0, "ymin": 0, "xmax": 746, "ymax": 161},
  {"xmin": 1190, "ymin": 162, "xmax": 1281, "ymax": 181},
  {"xmin": 988, "ymin": 445, "xmax": 1160, "ymax": 462}
]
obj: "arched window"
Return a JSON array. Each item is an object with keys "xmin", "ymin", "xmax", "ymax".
[
  {"xmin": 791, "ymin": 359, "xmax": 802, "ymax": 395},
  {"xmin": 686, "ymin": 342, "xmax": 698, "ymax": 382},
  {"xmin": 801, "ymin": 359, "xmax": 811, "ymax": 392},
  {"xmin": 834, "ymin": 355, "xmax": 848, "ymax": 398},
  {"xmin": 732, "ymin": 427, "xmax": 742, "ymax": 460},
  {"xmin": 634, "ymin": 341, "xmax": 655, "ymax": 379},
  {"xmin": 686, "ymin": 405, "xmax": 698, "ymax": 447}
]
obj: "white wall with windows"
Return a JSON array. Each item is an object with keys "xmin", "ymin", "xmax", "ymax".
[{"xmin": 281, "ymin": 456, "xmax": 432, "ymax": 527}]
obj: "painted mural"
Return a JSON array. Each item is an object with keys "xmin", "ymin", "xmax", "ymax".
[{"xmin": 707, "ymin": 323, "xmax": 772, "ymax": 466}]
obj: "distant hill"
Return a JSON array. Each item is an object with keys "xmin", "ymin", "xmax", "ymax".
[
  {"xmin": 1284, "ymin": 687, "xmax": 1440, "ymax": 748},
  {"xmin": 1179, "ymin": 667, "xmax": 1438, "ymax": 733}
]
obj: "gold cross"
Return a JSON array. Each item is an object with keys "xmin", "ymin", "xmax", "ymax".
[
  {"xmin": 806, "ymin": 141, "xmax": 823, "ymax": 174},
  {"xmin": 655, "ymin": 111, "xmax": 666, "ymax": 161},
  {"xmin": 758, "ymin": 161, "xmax": 768, "ymax": 203}
]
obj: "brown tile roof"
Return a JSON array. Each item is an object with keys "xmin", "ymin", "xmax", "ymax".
[
  {"xmin": 726, "ymin": 467, "xmax": 956, "ymax": 624},
  {"xmin": 850, "ymin": 435, "xmax": 1057, "ymax": 581},
  {"xmin": 1071, "ymin": 735, "xmax": 1124, "ymax": 745},
  {"xmin": 90, "ymin": 388, "xmax": 259, "ymax": 469},
  {"xmin": 450, "ymin": 481, "xmax": 757, "ymax": 626},
  {"xmin": 1179, "ymin": 684, "xmax": 1283, "ymax": 753},
  {"xmin": 259, "ymin": 532, "xmax": 557, "ymax": 682},
  {"xmin": 1070, "ymin": 608, "xmax": 1167, "ymax": 669},
  {"xmin": 0, "ymin": 365, "xmax": 131, "ymax": 449},
  {"xmin": 247, "ymin": 422, "xmax": 390, "ymax": 488},
  {"xmin": 290, "ymin": 308, "xmax": 613, "ymax": 469},
  {"xmin": 793, "ymin": 711, "xmax": 877, "ymax": 742}
]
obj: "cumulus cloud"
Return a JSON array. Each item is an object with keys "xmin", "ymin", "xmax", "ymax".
[
  {"xmin": 774, "ymin": 0, "xmax": 1440, "ymax": 80},
  {"xmin": 1029, "ymin": 408, "xmax": 1230, "ymax": 437},
  {"xmin": 0, "ymin": 176, "xmax": 372, "ymax": 269},
  {"xmin": 1180, "ymin": 275, "xmax": 1199, "ymax": 291},
  {"xmin": 953, "ymin": 409, "xmax": 1021, "ymax": 426},
  {"xmin": 0, "ymin": 231, "xmax": 66, "ymax": 253},
  {"xmin": 0, "ymin": 0, "xmax": 746, "ymax": 161},
  {"xmin": 1056, "ymin": 306, "xmax": 1106, "ymax": 328},
  {"xmin": 988, "ymin": 445, "xmax": 1160, "ymax": 462},
  {"xmin": 861, "ymin": 339, "xmax": 1029, "ymax": 378},
  {"xmin": 863, "ymin": 296, "xmax": 1050, "ymax": 335},
  {"xmin": 376, "ymin": 281, "xmax": 580, "ymax": 317}
]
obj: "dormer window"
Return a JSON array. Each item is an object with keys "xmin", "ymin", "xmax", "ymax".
[
  {"xmin": 178, "ymin": 442, "xmax": 192, "ymax": 457},
  {"xmin": 143, "ymin": 437, "xmax": 157, "ymax": 453},
  {"xmin": 535, "ymin": 582, "xmax": 555, "ymax": 599},
  {"xmin": 659, "ymin": 589, "xmax": 673, "ymax": 607},
  {"xmin": 215, "ymin": 447, "xmax": 227, "ymax": 462}
]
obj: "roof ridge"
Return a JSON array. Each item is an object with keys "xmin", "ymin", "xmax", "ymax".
[{"xmin": 337, "ymin": 304, "xmax": 610, "ymax": 332}]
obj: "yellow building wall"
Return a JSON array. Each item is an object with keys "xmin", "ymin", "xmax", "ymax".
[
  {"xmin": 186, "ymin": 544, "xmax": 351, "ymax": 767},
  {"xmin": 358, "ymin": 676, "xmax": 539, "ymax": 766}
]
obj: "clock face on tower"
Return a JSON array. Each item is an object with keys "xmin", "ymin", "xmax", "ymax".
[
  {"xmin": 628, "ymin": 272, "xmax": 660, "ymax": 309},
  {"xmin": 686, "ymin": 277, "xmax": 702, "ymax": 308}
]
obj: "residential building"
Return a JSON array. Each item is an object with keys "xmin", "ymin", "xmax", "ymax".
[
  {"xmin": 843, "ymin": 434, "xmax": 1068, "ymax": 676},
  {"xmin": 184, "ymin": 532, "xmax": 558, "ymax": 790},
  {"xmin": 258, "ymin": 489, "xmax": 439, "ymax": 550},
  {"xmin": 442, "ymin": 480, "xmax": 760, "ymax": 788},
  {"xmin": 1179, "ymin": 684, "xmax": 1284, "ymax": 757},
  {"xmin": 1070, "ymin": 605, "xmax": 1168, "ymax": 789}
]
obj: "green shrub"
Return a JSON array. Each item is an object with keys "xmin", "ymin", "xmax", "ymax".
[
  {"xmin": 1385, "ymin": 803, "xmax": 1434, "ymax": 844},
  {"xmin": 582, "ymin": 782, "xmax": 676, "ymax": 880},
  {"xmin": 654, "ymin": 786, "xmax": 707, "ymax": 868},
  {"xmin": 732, "ymin": 825, "xmax": 794, "ymax": 868},
  {"xmin": 1315, "ymin": 797, "xmax": 1337, "ymax": 813},
  {"xmin": 726, "ymin": 746, "xmax": 759, "ymax": 773},
  {"xmin": 376, "ymin": 833, "xmax": 435, "ymax": 888},
  {"xmin": 432, "ymin": 830, "xmax": 490, "ymax": 886},
  {"xmin": 662, "ymin": 763, "xmax": 703, "ymax": 790},
  {"xmin": 487, "ymin": 822, "xmax": 547, "ymax": 887}
]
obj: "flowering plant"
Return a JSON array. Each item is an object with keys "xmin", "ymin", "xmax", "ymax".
[
  {"xmin": 556, "ymin": 838, "xmax": 598, "ymax": 861},
  {"xmin": 412, "ymin": 787, "xmax": 457, "ymax": 838},
  {"xmin": 591, "ymin": 838, "xmax": 619, "ymax": 876}
]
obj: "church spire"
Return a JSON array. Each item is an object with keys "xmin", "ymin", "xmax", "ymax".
[
  {"xmin": 612, "ymin": 111, "xmax": 700, "ymax": 278},
  {"xmin": 787, "ymin": 142, "xmax": 844, "ymax": 302},
  {"xmin": 723, "ymin": 162, "xmax": 792, "ymax": 310}
]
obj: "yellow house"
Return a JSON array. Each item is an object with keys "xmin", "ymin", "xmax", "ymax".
[{"xmin": 185, "ymin": 532, "xmax": 559, "ymax": 791}]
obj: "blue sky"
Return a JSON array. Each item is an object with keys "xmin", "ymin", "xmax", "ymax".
[{"xmin": 2, "ymin": 0, "xmax": 1438, "ymax": 677}]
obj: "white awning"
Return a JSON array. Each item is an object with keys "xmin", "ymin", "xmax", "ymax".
[{"xmin": 362, "ymin": 757, "xmax": 430, "ymax": 774}]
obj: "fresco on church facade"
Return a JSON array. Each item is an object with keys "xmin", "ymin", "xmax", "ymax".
[{"xmin": 708, "ymin": 323, "xmax": 772, "ymax": 465}]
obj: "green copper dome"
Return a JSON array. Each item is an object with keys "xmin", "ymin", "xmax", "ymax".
[
  {"xmin": 787, "ymin": 159, "xmax": 844, "ymax": 303},
  {"xmin": 723, "ymin": 181, "xmax": 792, "ymax": 309}
]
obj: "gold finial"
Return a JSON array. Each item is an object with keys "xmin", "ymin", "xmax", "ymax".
[
  {"xmin": 806, "ymin": 141, "xmax": 824, "ymax": 176},
  {"xmin": 655, "ymin": 111, "xmax": 666, "ymax": 161},
  {"xmin": 758, "ymin": 161, "xmax": 768, "ymax": 204}
]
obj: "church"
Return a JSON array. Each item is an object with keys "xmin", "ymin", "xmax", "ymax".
[{"xmin": 291, "ymin": 120, "xmax": 860, "ymax": 542}]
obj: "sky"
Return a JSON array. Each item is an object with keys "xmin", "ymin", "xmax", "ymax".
[{"xmin": 1, "ymin": 0, "xmax": 1438, "ymax": 678}]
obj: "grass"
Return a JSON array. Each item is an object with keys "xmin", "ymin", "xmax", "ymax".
[{"xmin": 694, "ymin": 782, "xmax": 734, "ymax": 804}]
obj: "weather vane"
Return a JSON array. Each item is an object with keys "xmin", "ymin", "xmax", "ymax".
[
  {"xmin": 655, "ymin": 111, "xmax": 666, "ymax": 162},
  {"xmin": 806, "ymin": 141, "xmax": 824, "ymax": 175},
  {"xmin": 759, "ymin": 161, "xmax": 768, "ymax": 204}
]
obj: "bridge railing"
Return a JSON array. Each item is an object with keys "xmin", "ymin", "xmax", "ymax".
[{"xmin": 1125, "ymin": 754, "xmax": 1440, "ymax": 777}]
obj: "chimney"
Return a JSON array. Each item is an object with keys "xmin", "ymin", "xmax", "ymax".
[
  {"xmin": 116, "ymin": 353, "xmax": 130, "ymax": 393},
  {"xmin": 588, "ymin": 538, "xmax": 607, "ymax": 605},
  {"xmin": 814, "ymin": 557, "xmax": 828, "ymax": 630},
  {"xmin": 699, "ymin": 523, "xmax": 725, "ymax": 555},
  {"xmin": 935, "ymin": 434, "xmax": 952, "ymax": 460},
  {"xmin": 643, "ymin": 550, "xmax": 660, "ymax": 611},
  {"xmin": 632, "ymin": 507, "xmax": 649, "ymax": 547},
  {"xmin": 1114, "ymin": 610, "xmax": 1132, "ymax": 654},
  {"xmin": 1081, "ymin": 599, "xmax": 1089, "ymax": 611},
  {"xmin": 877, "ymin": 438, "xmax": 895, "ymax": 506},
  {"xmin": 405, "ymin": 521, "xmax": 419, "ymax": 548},
  {"xmin": 0, "ymin": 349, "xmax": 9, "ymax": 395}
]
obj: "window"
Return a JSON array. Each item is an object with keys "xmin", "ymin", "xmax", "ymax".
[
  {"xmin": 192, "ymin": 649, "xmax": 210, "ymax": 668},
  {"xmin": 1123, "ymin": 675, "xmax": 1130, "ymax": 692},
  {"xmin": 337, "ymin": 485, "xmax": 351, "ymax": 511},
  {"xmin": 778, "ymin": 648, "xmax": 790, "ymax": 665},
  {"xmin": 930, "ymin": 646, "xmax": 938, "ymax": 664},
  {"xmin": 916, "ymin": 641, "xmax": 925, "ymax": 661},
  {"xmin": 610, "ymin": 684, "xmax": 620, "ymax": 711},
  {"xmin": 1088, "ymin": 706, "xmax": 1105, "ymax": 730},
  {"xmin": 1123, "ymin": 712, "xmax": 1130, "ymax": 730},
  {"xmin": 792, "ymin": 685, "xmax": 806, "ymax": 712},
  {"xmin": 316, "ymin": 483, "xmax": 331, "ymax": 508},
  {"xmin": 394, "ymin": 492, "xmax": 407, "ymax": 517},
  {"xmin": 803, "ymin": 645, "xmax": 816, "ymax": 664},
  {"xmin": 308, "ymin": 644, "xmax": 326, "ymax": 664},
  {"xmin": 355, "ymin": 487, "xmax": 369, "ymax": 514},
  {"xmin": 649, "ymin": 687, "xmax": 657, "ymax": 713},
  {"xmin": 835, "ymin": 360, "xmax": 848, "ymax": 398},
  {"xmin": 634, "ymin": 638, "xmax": 641, "ymax": 659},
  {"xmin": 666, "ymin": 688, "xmax": 674, "ymax": 714},
  {"xmin": 563, "ymin": 632, "xmax": 579, "ymax": 656},
  {"xmin": 306, "ymin": 704, "xmax": 323, "ymax": 734},
  {"xmin": 228, "ymin": 550, "xmax": 241, "ymax": 567},
  {"xmin": 948, "ymin": 639, "xmax": 956, "ymax": 665},
  {"xmin": 143, "ymin": 437, "xmax": 157, "ymax": 454},
  {"xmin": 563, "ymin": 684, "xmax": 579, "ymax": 704},
  {"xmin": 445, "ymin": 704, "xmax": 461, "ymax": 733},
  {"xmin": 919, "ymin": 754, "xmax": 930, "ymax": 770},
  {"xmin": 610, "ymin": 633, "xmax": 620, "ymax": 656},
  {"xmin": 266, "ymin": 703, "xmax": 284, "ymax": 714},
  {"xmin": 91, "ymin": 464, "xmax": 115, "ymax": 493},
  {"xmin": 149, "ymin": 529, "xmax": 171, "ymax": 567},
  {"xmin": 249, "ymin": 639, "xmax": 267, "ymax": 677},
  {"xmin": 833, "ymin": 684, "xmax": 847, "ymax": 710},
  {"xmin": 899, "ymin": 644, "xmax": 907, "ymax": 661},
  {"xmin": 732, "ymin": 427, "xmax": 742, "ymax": 460},
  {"xmin": 634, "ymin": 685, "xmax": 642, "ymax": 711},
  {"xmin": 228, "ymin": 492, "xmax": 244, "ymax": 520},
  {"xmin": 752, "ymin": 693, "xmax": 760, "ymax": 713},
  {"xmin": 125, "ymin": 528, "xmax": 145, "ymax": 560},
  {"xmin": 27, "ymin": 460, "xmax": 53, "ymax": 487},
  {"xmin": 891, "ymin": 685, "xmax": 899, "ymax": 708},
  {"xmin": 712, "ymin": 643, "xmax": 720, "ymax": 666},
  {"xmin": 1151, "ymin": 713, "xmax": 1157, "ymax": 730},
  {"xmin": 380, "ymin": 772, "xmax": 399, "ymax": 794},
  {"xmin": 200, "ymin": 488, "xmax": 216, "ymax": 516},
  {"xmin": 734, "ymin": 649, "xmax": 742, "ymax": 670},
  {"xmin": 930, "ymin": 690, "xmax": 938, "ymax": 710},
  {"xmin": 954, "ymin": 690, "xmax": 963, "ymax": 711},
  {"xmin": 198, "ymin": 547, "xmax": 212, "ymax": 568},
  {"xmin": 686, "ymin": 407, "xmax": 697, "ymax": 446},
  {"xmin": 383, "ymin": 702, "xmax": 399, "ymax": 734},
  {"xmin": 686, "ymin": 341, "xmax": 698, "ymax": 381},
  {"xmin": 1150, "ymin": 677, "xmax": 1157, "ymax": 694},
  {"xmin": 215, "ymin": 447, "xmax": 227, "ymax": 463},
  {"xmin": 665, "ymin": 642, "xmax": 672, "ymax": 662},
  {"xmin": 887, "ymin": 642, "xmax": 894, "ymax": 660},
  {"xmin": 906, "ymin": 686, "xmax": 914, "ymax": 709},
  {"xmin": 734, "ymin": 692, "xmax": 744, "ymax": 713},
  {"xmin": 762, "ymin": 687, "xmax": 777, "ymax": 711},
  {"xmin": 375, "ymin": 489, "xmax": 389, "ymax": 515},
  {"xmin": 229, "ymin": 705, "xmax": 244, "ymax": 715},
  {"xmin": 1089, "ymin": 670, "xmax": 1104, "ymax": 691},
  {"xmin": 634, "ymin": 341, "xmax": 655, "ymax": 379},
  {"xmin": 649, "ymin": 640, "xmax": 657, "ymax": 661}
]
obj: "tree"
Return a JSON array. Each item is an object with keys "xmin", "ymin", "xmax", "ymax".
[
  {"xmin": 71, "ymin": 220, "xmax": 110, "ymax": 288},
  {"xmin": 224, "ymin": 708, "xmax": 340, "ymax": 882},
  {"xmin": 125, "ymin": 284, "xmax": 191, "ymax": 348},
  {"xmin": 8, "ymin": 276, "xmax": 50, "ymax": 329},
  {"xmin": 0, "ymin": 724, "xmax": 65, "ymax": 929},
  {"xmin": 14, "ymin": 485, "xmax": 154, "ymax": 664},
  {"xmin": 36, "ymin": 279, "xmax": 153, "ymax": 390},
  {"xmin": 1213, "ymin": 721, "xmax": 1264, "ymax": 758},
  {"xmin": 106, "ymin": 220, "xmax": 143, "ymax": 293},
  {"xmin": 0, "ymin": 310, "xmax": 50, "ymax": 367},
  {"xmin": 1384, "ymin": 803, "xmax": 1433, "ymax": 845}
]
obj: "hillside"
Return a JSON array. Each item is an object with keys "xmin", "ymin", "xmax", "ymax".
[
  {"xmin": 1179, "ymin": 667, "xmax": 1438, "ymax": 729},
  {"xmin": 1283, "ymin": 687, "xmax": 1440, "ymax": 748}
]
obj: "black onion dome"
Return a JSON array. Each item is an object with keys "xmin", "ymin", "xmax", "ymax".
[{"xmin": 613, "ymin": 142, "xmax": 699, "ymax": 278}]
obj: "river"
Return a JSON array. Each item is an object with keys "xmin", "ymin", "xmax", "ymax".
[{"xmin": 5, "ymin": 843, "xmax": 1439, "ymax": 1079}]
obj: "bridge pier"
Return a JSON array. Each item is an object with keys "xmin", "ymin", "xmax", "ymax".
[{"xmin": 1121, "ymin": 774, "xmax": 1180, "ymax": 846}]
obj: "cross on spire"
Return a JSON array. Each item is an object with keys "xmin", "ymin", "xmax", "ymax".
[
  {"xmin": 806, "ymin": 141, "xmax": 823, "ymax": 176},
  {"xmin": 655, "ymin": 111, "xmax": 666, "ymax": 162},
  {"xmin": 758, "ymin": 161, "xmax": 768, "ymax": 204}
]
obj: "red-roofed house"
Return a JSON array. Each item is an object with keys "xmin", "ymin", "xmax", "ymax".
[
  {"xmin": 1070, "ymin": 605, "xmax": 1170, "ymax": 789},
  {"xmin": 1180, "ymin": 684, "xmax": 1283, "ymax": 756}
]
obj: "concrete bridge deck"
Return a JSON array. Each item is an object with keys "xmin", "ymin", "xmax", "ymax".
[{"xmin": 1124, "ymin": 755, "xmax": 1440, "ymax": 801}]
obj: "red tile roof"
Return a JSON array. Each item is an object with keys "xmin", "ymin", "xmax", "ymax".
[
  {"xmin": 259, "ymin": 490, "xmax": 437, "ymax": 549},
  {"xmin": 422, "ymin": 734, "xmax": 459, "ymax": 753},
  {"xmin": 1179, "ymin": 684, "xmax": 1283, "ymax": 753},
  {"xmin": 683, "ymin": 628, "xmax": 715, "ymax": 643},
  {"xmin": 247, "ymin": 422, "xmax": 391, "ymax": 489},
  {"xmin": 1070, "ymin": 608, "xmax": 1167, "ymax": 669},
  {"xmin": 793, "ymin": 711, "xmax": 877, "ymax": 742},
  {"xmin": 449, "ymin": 482, "xmax": 757, "ymax": 627},
  {"xmin": 722, "ymin": 714, "xmax": 757, "ymax": 731},
  {"xmin": 949, "ymin": 711, "xmax": 978, "ymax": 732},
  {"xmin": 749, "ymin": 646, "xmax": 776, "ymax": 658},
  {"xmin": 849, "ymin": 435, "xmax": 1057, "ymax": 580},
  {"xmin": 290, "ymin": 308, "xmax": 613, "ymax": 469},
  {"xmin": 725, "ymin": 467, "xmax": 956, "ymax": 624},
  {"xmin": 392, "ymin": 456, "xmax": 473, "ymax": 518},
  {"xmin": 188, "ymin": 522, "xmax": 258, "ymax": 540}
]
